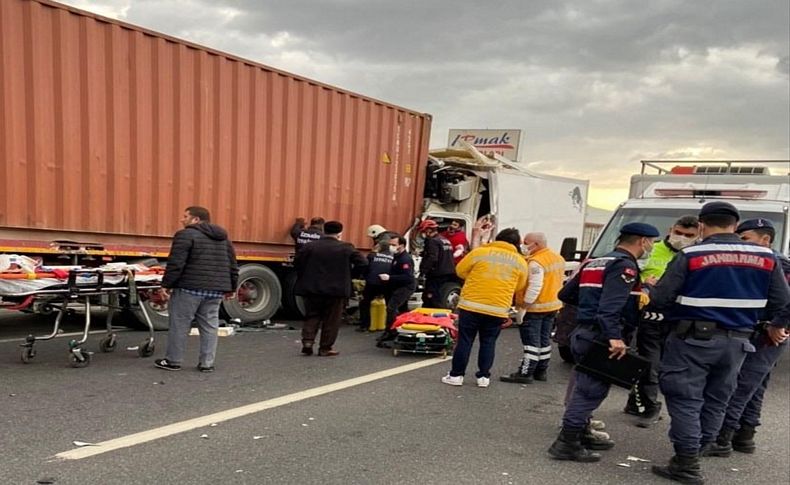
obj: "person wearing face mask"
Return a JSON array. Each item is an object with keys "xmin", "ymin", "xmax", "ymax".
[
  {"xmin": 624, "ymin": 215, "xmax": 699, "ymax": 424},
  {"xmin": 501, "ymin": 232, "xmax": 566, "ymax": 384},
  {"xmin": 649, "ymin": 203, "xmax": 790, "ymax": 484},
  {"xmin": 548, "ymin": 222, "xmax": 659, "ymax": 462},
  {"xmin": 357, "ymin": 239, "xmax": 395, "ymax": 332},
  {"xmin": 706, "ymin": 218, "xmax": 790, "ymax": 458},
  {"xmin": 375, "ymin": 234, "xmax": 417, "ymax": 346}
]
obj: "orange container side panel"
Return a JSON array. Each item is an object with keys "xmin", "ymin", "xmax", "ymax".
[{"xmin": 0, "ymin": 0, "xmax": 431, "ymax": 253}]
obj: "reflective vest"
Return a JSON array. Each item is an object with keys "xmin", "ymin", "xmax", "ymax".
[
  {"xmin": 673, "ymin": 241, "xmax": 775, "ymax": 329},
  {"xmin": 525, "ymin": 248, "xmax": 566, "ymax": 313},
  {"xmin": 456, "ymin": 241, "xmax": 530, "ymax": 318}
]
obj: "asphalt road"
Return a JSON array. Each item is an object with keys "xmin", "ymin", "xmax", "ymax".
[{"xmin": 0, "ymin": 311, "xmax": 788, "ymax": 485}]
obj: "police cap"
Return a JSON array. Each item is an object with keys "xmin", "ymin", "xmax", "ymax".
[
  {"xmin": 619, "ymin": 222, "xmax": 660, "ymax": 238},
  {"xmin": 698, "ymin": 201, "xmax": 740, "ymax": 221},
  {"xmin": 736, "ymin": 218, "xmax": 774, "ymax": 233}
]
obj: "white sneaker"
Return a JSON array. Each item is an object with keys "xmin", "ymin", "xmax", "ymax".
[
  {"xmin": 476, "ymin": 377, "xmax": 490, "ymax": 388},
  {"xmin": 441, "ymin": 374, "xmax": 464, "ymax": 386}
]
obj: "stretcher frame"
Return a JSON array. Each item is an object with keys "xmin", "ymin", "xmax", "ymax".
[{"xmin": 3, "ymin": 269, "xmax": 161, "ymax": 368}]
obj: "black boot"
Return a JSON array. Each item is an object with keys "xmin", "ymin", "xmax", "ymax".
[
  {"xmin": 548, "ymin": 429, "xmax": 601, "ymax": 462},
  {"xmin": 624, "ymin": 391, "xmax": 643, "ymax": 416},
  {"xmin": 581, "ymin": 426, "xmax": 615, "ymax": 450},
  {"xmin": 731, "ymin": 424, "xmax": 756, "ymax": 454},
  {"xmin": 651, "ymin": 454, "xmax": 704, "ymax": 484},
  {"xmin": 635, "ymin": 401, "xmax": 663, "ymax": 428},
  {"xmin": 500, "ymin": 372, "xmax": 533, "ymax": 384},
  {"xmin": 700, "ymin": 428, "xmax": 734, "ymax": 457},
  {"xmin": 533, "ymin": 369, "xmax": 548, "ymax": 381}
]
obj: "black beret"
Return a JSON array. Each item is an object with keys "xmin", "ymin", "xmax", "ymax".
[
  {"xmin": 620, "ymin": 222, "xmax": 660, "ymax": 238},
  {"xmin": 699, "ymin": 201, "xmax": 740, "ymax": 221},
  {"xmin": 736, "ymin": 218, "xmax": 774, "ymax": 233}
]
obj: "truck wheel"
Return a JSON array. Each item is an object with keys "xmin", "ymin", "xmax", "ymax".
[
  {"xmin": 130, "ymin": 297, "xmax": 170, "ymax": 331},
  {"xmin": 223, "ymin": 265, "xmax": 282, "ymax": 323},
  {"xmin": 438, "ymin": 281, "xmax": 461, "ymax": 311},
  {"xmin": 282, "ymin": 272, "xmax": 307, "ymax": 318}
]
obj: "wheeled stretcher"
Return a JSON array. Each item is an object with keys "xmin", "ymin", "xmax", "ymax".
[
  {"xmin": 391, "ymin": 308, "xmax": 457, "ymax": 358},
  {"xmin": 0, "ymin": 267, "xmax": 163, "ymax": 367}
]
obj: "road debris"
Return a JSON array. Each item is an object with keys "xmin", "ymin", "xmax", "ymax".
[
  {"xmin": 200, "ymin": 434, "xmax": 209, "ymax": 439},
  {"xmin": 72, "ymin": 441, "xmax": 98, "ymax": 447},
  {"xmin": 626, "ymin": 456, "xmax": 650, "ymax": 462},
  {"xmin": 617, "ymin": 463, "xmax": 631, "ymax": 468}
]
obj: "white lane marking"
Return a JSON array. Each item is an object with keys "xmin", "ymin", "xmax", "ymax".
[
  {"xmin": 55, "ymin": 356, "xmax": 447, "ymax": 461},
  {"xmin": 0, "ymin": 329, "xmax": 130, "ymax": 344}
]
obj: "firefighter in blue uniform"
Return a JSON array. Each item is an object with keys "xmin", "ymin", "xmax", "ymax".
[
  {"xmin": 649, "ymin": 203, "xmax": 790, "ymax": 484},
  {"xmin": 705, "ymin": 218, "xmax": 790, "ymax": 457},
  {"xmin": 548, "ymin": 222, "xmax": 659, "ymax": 462}
]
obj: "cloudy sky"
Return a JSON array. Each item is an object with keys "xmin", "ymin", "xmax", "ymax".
[{"xmin": 60, "ymin": 0, "xmax": 789, "ymax": 209}]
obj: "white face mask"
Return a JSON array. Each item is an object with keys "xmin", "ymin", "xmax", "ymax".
[
  {"xmin": 668, "ymin": 234, "xmax": 697, "ymax": 250},
  {"xmin": 641, "ymin": 239, "xmax": 655, "ymax": 259},
  {"xmin": 521, "ymin": 244, "xmax": 531, "ymax": 255},
  {"xmin": 389, "ymin": 245, "xmax": 399, "ymax": 253}
]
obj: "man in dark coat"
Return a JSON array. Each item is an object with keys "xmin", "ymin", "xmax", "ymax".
[
  {"xmin": 294, "ymin": 220, "xmax": 367, "ymax": 356},
  {"xmin": 155, "ymin": 206, "xmax": 239, "ymax": 372}
]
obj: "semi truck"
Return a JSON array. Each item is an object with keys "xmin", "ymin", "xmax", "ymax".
[
  {"xmin": 0, "ymin": 0, "xmax": 432, "ymax": 328},
  {"xmin": 0, "ymin": 0, "xmax": 591, "ymax": 329}
]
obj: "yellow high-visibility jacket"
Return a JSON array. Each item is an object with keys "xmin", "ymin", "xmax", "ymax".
[
  {"xmin": 456, "ymin": 241, "xmax": 529, "ymax": 318},
  {"xmin": 523, "ymin": 247, "xmax": 566, "ymax": 313}
]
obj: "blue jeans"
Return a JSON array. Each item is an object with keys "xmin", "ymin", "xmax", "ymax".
[
  {"xmin": 165, "ymin": 289, "xmax": 222, "ymax": 367},
  {"xmin": 519, "ymin": 311, "xmax": 556, "ymax": 375},
  {"xmin": 450, "ymin": 309, "xmax": 503, "ymax": 379}
]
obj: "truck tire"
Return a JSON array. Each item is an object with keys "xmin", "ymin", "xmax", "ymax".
[
  {"xmin": 130, "ymin": 298, "xmax": 170, "ymax": 331},
  {"xmin": 282, "ymin": 272, "xmax": 307, "ymax": 318},
  {"xmin": 223, "ymin": 264, "xmax": 282, "ymax": 323},
  {"xmin": 438, "ymin": 281, "xmax": 462, "ymax": 311}
]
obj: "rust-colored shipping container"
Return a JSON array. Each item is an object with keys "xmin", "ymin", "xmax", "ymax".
[{"xmin": 0, "ymin": 0, "xmax": 431, "ymax": 324}]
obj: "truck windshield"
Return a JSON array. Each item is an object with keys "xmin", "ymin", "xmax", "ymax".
[{"xmin": 589, "ymin": 208, "xmax": 787, "ymax": 258}]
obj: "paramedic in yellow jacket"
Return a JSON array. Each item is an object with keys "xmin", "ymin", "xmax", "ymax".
[
  {"xmin": 500, "ymin": 232, "xmax": 566, "ymax": 384},
  {"xmin": 441, "ymin": 228, "xmax": 529, "ymax": 388}
]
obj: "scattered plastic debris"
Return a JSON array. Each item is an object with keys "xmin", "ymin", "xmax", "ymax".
[
  {"xmin": 200, "ymin": 434, "xmax": 209, "ymax": 439},
  {"xmin": 9, "ymin": 393, "xmax": 16, "ymax": 397},
  {"xmin": 72, "ymin": 441, "xmax": 98, "ymax": 447},
  {"xmin": 502, "ymin": 472, "xmax": 509, "ymax": 476},
  {"xmin": 617, "ymin": 463, "xmax": 631, "ymax": 468},
  {"xmin": 235, "ymin": 470, "xmax": 244, "ymax": 473},
  {"xmin": 153, "ymin": 381, "xmax": 165, "ymax": 385},
  {"xmin": 301, "ymin": 423, "xmax": 309, "ymax": 427},
  {"xmin": 210, "ymin": 423, "xmax": 218, "ymax": 427},
  {"xmin": 253, "ymin": 436, "xmax": 263, "ymax": 440},
  {"xmin": 126, "ymin": 346, "xmax": 139, "ymax": 351},
  {"xmin": 308, "ymin": 417, "xmax": 315, "ymax": 421},
  {"xmin": 627, "ymin": 456, "xmax": 650, "ymax": 462},
  {"xmin": 731, "ymin": 469, "xmax": 739, "ymax": 472}
]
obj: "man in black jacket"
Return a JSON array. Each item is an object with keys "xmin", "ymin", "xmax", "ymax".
[
  {"xmin": 417, "ymin": 219, "xmax": 456, "ymax": 308},
  {"xmin": 155, "ymin": 206, "xmax": 239, "ymax": 372},
  {"xmin": 294, "ymin": 220, "xmax": 367, "ymax": 356},
  {"xmin": 290, "ymin": 217, "xmax": 325, "ymax": 253}
]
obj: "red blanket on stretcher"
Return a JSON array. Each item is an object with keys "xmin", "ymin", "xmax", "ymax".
[{"xmin": 391, "ymin": 311, "xmax": 458, "ymax": 339}]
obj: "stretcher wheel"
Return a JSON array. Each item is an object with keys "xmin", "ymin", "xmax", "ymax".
[
  {"xmin": 392, "ymin": 348, "xmax": 399, "ymax": 357},
  {"xmin": 70, "ymin": 352, "xmax": 92, "ymax": 368},
  {"xmin": 138, "ymin": 340, "xmax": 155, "ymax": 358},
  {"xmin": 20, "ymin": 347, "xmax": 36, "ymax": 364},
  {"xmin": 99, "ymin": 336, "xmax": 117, "ymax": 353}
]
